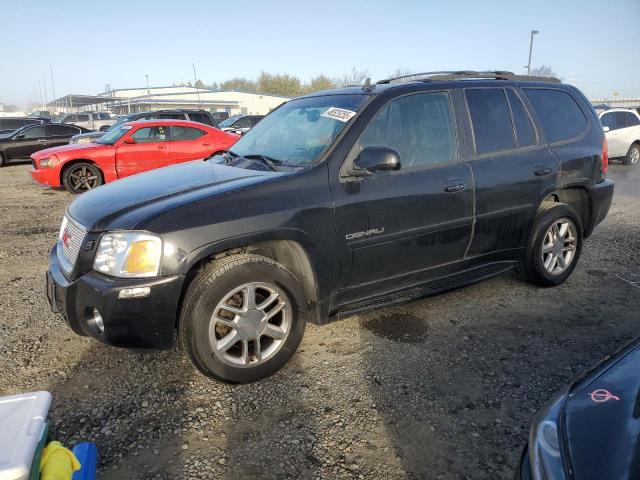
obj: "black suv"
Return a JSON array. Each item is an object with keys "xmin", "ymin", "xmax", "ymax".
[{"xmin": 46, "ymin": 71, "xmax": 614, "ymax": 383}]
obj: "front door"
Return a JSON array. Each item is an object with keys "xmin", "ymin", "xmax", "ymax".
[
  {"xmin": 115, "ymin": 125, "xmax": 170, "ymax": 178},
  {"xmin": 7, "ymin": 125, "xmax": 49, "ymax": 159},
  {"xmin": 330, "ymin": 91, "xmax": 474, "ymax": 302}
]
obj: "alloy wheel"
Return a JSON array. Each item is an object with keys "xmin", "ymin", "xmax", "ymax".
[
  {"xmin": 209, "ymin": 282, "xmax": 292, "ymax": 367},
  {"xmin": 630, "ymin": 146, "xmax": 640, "ymax": 165},
  {"xmin": 541, "ymin": 217, "xmax": 577, "ymax": 275},
  {"xmin": 69, "ymin": 165, "xmax": 99, "ymax": 191}
]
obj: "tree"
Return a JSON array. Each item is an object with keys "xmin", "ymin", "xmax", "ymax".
[
  {"xmin": 257, "ymin": 72, "xmax": 303, "ymax": 97},
  {"xmin": 195, "ymin": 79, "xmax": 205, "ymax": 88},
  {"xmin": 220, "ymin": 77, "xmax": 258, "ymax": 93},
  {"xmin": 530, "ymin": 65, "xmax": 558, "ymax": 78},
  {"xmin": 386, "ymin": 68, "xmax": 415, "ymax": 80},
  {"xmin": 334, "ymin": 67, "xmax": 370, "ymax": 87},
  {"xmin": 303, "ymin": 75, "xmax": 334, "ymax": 94}
]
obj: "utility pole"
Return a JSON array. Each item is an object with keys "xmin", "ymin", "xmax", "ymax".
[
  {"xmin": 42, "ymin": 74, "xmax": 48, "ymax": 106},
  {"xmin": 527, "ymin": 30, "xmax": 539, "ymax": 75},
  {"xmin": 49, "ymin": 65, "xmax": 56, "ymax": 111},
  {"xmin": 192, "ymin": 63, "xmax": 203, "ymax": 109}
]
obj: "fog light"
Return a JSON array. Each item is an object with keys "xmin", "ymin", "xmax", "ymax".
[
  {"xmin": 92, "ymin": 308, "xmax": 104, "ymax": 334},
  {"xmin": 118, "ymin": 286, "xmax": 151, "ymax": 299}
]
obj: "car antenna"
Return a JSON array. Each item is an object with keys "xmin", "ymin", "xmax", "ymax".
[{"xmin": 362, "ymin": 77, "xmax": 374, "ymax": 91}]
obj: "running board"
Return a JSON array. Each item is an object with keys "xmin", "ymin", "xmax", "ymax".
[{"xmin": 331, "ymin": 261, "xmax": 517, "ymax": 318}]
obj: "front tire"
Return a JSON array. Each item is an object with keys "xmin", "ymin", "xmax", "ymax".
[
  {"xmin": 623, "ymin": 143, "xmax": 640, "ymax": 166},
  {"xmin": 521, "ymin": 202, "xmax": 583, "ymax": 287},
  {"xmin": 179, "ymin": 254, "xmax": 307, "ymax": 383},
  {"xmin": 62, "ymin": 162, "xmax": 103, "ymax": 194}
]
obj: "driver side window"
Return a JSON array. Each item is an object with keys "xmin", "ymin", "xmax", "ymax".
[
  {"xmin": 132, "ymin": 126, "xmax": 167, "ymax": 142},
  {"xmin": 349, "ymin": 92, "xmax": 456, "ymax": 169}
]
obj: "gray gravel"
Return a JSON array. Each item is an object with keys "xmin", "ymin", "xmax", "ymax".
[{"xmin": 1, "ymin": 160, "xmax": 638, "ymax": 479}]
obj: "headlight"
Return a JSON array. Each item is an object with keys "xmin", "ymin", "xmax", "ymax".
[
  {"xmin": 529, "ymin": 387, "xmax": 569, "ymax": 479},
  {"xmin": 39, "ymin": 158, "xmax": 52, "ymax": 168},
  {"xmin": 93, "ymin": 232, "xmax": 162, "ymax": 278}
]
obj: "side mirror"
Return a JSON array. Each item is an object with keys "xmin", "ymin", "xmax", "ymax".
[
  {"xmin": 14, "ymin": 134, "xmax": 25, "ymax": 140},
  {"xmin": 123, "ymin": 137, "xmax": 136, "ymax": 144},
  {"xmin": 602, "ymin": 126, "xmax": 611, "ymax": 133},
  {"xmin": 353, "ymin": 147, "xmax": 401, "ymax": 174}
]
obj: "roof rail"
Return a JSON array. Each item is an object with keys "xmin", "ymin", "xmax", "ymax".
[{"xmin": 376, "ymin": 70, "xmax": 561, "ymax": 85}]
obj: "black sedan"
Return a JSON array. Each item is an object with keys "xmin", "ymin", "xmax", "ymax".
[
  {"xmin": 0, "ymin": 123, "xmax": 90, "ymax": 166},
  {"xmin": 520, "ymin": 337, "xmax": 640, "ymax": 480}
]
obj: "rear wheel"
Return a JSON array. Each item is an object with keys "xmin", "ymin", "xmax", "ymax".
[
  {"xmin": 623, "ymin": 143, "xmax": 640, "ymax": 166},
  {"xmin": 521, "ymin": 202, "xmax": 583, "ymax": 287},
  {"xmin": 179, "ymin": 254, "xmax": 307, "ymax": 383},
  {"xmin": 62, "ymin": 162, "xmax": 103, "ymax": 194},
  {"xmin": 0, "ymin": 152, "xmax": 6, "ymax": 167}
]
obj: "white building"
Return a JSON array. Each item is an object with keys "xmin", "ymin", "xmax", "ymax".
[{"xmin": 98, "ymin": 86, "xmax": 289, "ymax": 116}]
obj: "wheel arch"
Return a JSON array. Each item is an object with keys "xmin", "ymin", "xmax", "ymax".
[
  {"xmin": 177, "ymin": 234, "xmax": 322, "ymax": 326},
  {"xmin": 60, "ymin": 158, "xmax": 104, "ymax": 185},
  {"xmin": 542, "ymin": 186, "xmax": 591, "ymax": 235}
]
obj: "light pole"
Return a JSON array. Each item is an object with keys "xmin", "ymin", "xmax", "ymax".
[
  {"xmin": 49, "ymin": 65, "xmax": 56, "ymax": 111},
  {"xmin": 527, "ymin": 30, "xmax": 539, "ymax": 76}
]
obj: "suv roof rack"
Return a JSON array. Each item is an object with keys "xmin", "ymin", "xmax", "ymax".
[{"xmin": 376, "ymin": 70, "xmax": 561, "ymax": 85}]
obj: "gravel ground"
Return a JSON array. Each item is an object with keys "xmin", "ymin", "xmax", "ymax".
[{"xmin": 1, "ymin": 160, "xmax": 638, "ymax": 479}]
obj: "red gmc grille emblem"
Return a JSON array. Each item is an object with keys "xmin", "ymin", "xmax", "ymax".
[{"xmin": 62, "ymin": 229, "xmax": 71, "ymax": 248}]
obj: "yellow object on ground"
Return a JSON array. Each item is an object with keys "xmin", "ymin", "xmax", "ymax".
[{"xmin": 39, "ymin": 441, "xmax": 81, "ymax": 480}]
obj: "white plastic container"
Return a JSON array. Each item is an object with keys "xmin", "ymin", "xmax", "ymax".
[{"xmin": 0, "ymin": 391, "xmax": 52, "ymax": 480}]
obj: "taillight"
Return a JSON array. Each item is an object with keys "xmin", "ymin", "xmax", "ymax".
[{"xmin": 602, "ymin": 137, "xmax": 609, "ymax": 177}]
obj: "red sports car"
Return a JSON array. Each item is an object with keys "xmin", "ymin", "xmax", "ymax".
[{"xmin": 30, "ymin": 119, "xmax": 238, "ymax": 193}]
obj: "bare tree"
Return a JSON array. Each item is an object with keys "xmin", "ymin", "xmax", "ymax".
[
  {"xmin": 334, "ymin": 67, "xmax": 370, "ymax": 87},
  {"xmin": 529, "ymin": 65, "xmax": 559, "ymax": 78}
]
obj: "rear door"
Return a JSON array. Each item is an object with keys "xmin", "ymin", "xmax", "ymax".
[
  {"xmin": 464, "ymin": 87, "xmax": 551, "ymax": 256},
  {"xmin": 115, "ymin": 125, "xmax": 170, "ymax": 177},
  {"xmin": 168, "ymin": 125, "xmax": 211, "ymax": 163},
  {"xmin": 331, "ymin": 91, "xmax": 474, "ymax": 300},
  {"xmin": 45, "ymin": 125, "xmax": 81, "ymax": 148}
]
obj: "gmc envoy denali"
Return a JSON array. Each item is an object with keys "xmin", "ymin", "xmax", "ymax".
[{"xmin": 46, "ymin": 71, "xmax": 614, "ymax": 383}]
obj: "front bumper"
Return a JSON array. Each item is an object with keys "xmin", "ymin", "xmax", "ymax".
[
  {"xmin": 30, "ymin": 167, "xmax": 59, "ymax": 187},
  {"xmin": 47, "ymin": 247, "xmax": 184, "ymax": 350},
  {"xmin": 586, "ymin": 179, "xmax": 614, "ymax": 236}
]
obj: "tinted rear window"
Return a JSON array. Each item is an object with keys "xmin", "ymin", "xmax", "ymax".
[
  {"xmin": 523, "ymin": 89, "xmax": 588, "ymax": 143},
  {"xmin": 466, "ymin": 88, "xmax": 515, "ymax": 155},
  {"xmin": 506, "ymin": 89, "xmax": 536, "ymax": 148},
  {"xmin": 624, "ymin": 112, "xmax": 640, "ymax": 127}
]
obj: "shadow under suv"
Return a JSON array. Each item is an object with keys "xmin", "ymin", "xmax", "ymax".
[{"xmin": 46, "ymin": 71, "xmax": 614, "ymax": 383}]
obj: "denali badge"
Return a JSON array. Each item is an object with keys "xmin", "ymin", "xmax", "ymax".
[{"xmin": 346, "ymin": 228, "xmax": 384, "ymax": 240}]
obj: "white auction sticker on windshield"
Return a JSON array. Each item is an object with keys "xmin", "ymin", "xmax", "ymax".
[{"xmin": 321, "ymin": 107, "xmax": 357, "ymax": 122}]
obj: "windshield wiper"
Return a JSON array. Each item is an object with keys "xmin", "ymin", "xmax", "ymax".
[
  {"xmin": 242, "ymin": 154, "xmax": 283, "ymax": 171},
  {"xmin": 219, "ymin": 150, "xmax": 239, "ymax": 164}
]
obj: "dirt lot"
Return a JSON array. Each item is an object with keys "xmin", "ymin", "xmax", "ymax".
[{"xmin": 0, "ymin": 161, "xmax": 638, "ymax": 479}]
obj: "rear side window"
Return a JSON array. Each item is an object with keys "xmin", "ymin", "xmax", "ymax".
[
  {"xmin": 21, "ymin": 126, "xmax": 46, "ymax": 138},
  {"xmin": 171, "ymin": 126, "xmax": 205, "ymax": 140},
  {"xmin": 523, "ymin": 89, "xmax": 588, "ymax": 143},
  {"xmin": 76, "ymin": 114, "xmax": 90, "ymax": 122},
  {"xmin": 613, "ymin": 112, "xmax": 629, "ymax": 129},
  {"xmin": 466, "ymin": 88, "xmax": 515, "ymax": 155},
  {"xmin": 624, "ymin": 112, "xmax": 640, "ymax": 127},
  {"xmin": 356, "ymin": 91, "xmax": 456, "ymax": 168},
  {"xmin": 189, "ymin": 113, "xmax": 213, "ymax": 126},
  {"xmin": 506, "ymin": 90, "xmax": 536, "ymax": 147}
]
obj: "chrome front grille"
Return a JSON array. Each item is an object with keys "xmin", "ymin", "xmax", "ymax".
[{"xmin": 60, "ymin": 215, "xmax": 87, "ymax": 267}]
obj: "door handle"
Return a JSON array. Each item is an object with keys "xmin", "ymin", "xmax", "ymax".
[
  {"xmin": 157, "ymin": 145, "xmax": 166, "ymax": 150},
  {"xmin": 202, "ymin": 143, "xmax": 210, "ymax": 147},
  {"xmin": 37, "ymin": 139, "xmax": 47, "ymax": 143},
  {"xmin": 534, "ymin": 168, "xmax": 552, "ymax": 176},
  {"xmin": 444, "ymin": 183, "xmax": 465, "ymax": 193}
]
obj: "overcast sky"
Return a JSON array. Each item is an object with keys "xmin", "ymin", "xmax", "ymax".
[{"xmin": 2, "ymin": 0, "xmax": 639, "ymax": 108}]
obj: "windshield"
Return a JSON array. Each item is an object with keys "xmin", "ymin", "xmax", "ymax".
[
  {"xmin": 218, "ymin": 115, "xmax": 242, "ymax": 128},
  {"xmin": 95, "ymin": 124, "xmax": 133, "ymax": 145},
  {"xmin": 230, "ymin": 94, "xmax": 366, "ymax": 166}
]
